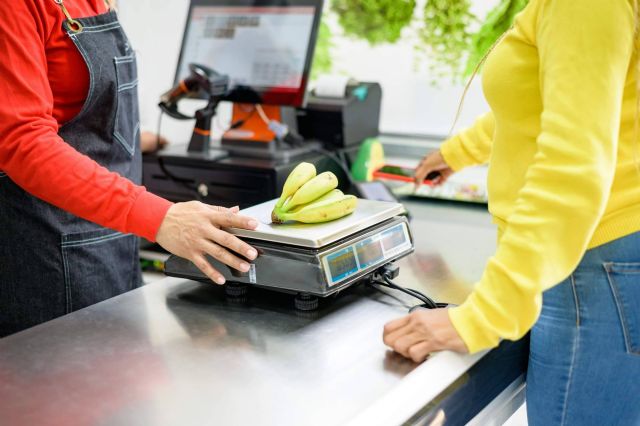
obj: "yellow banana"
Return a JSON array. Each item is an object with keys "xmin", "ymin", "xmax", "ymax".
[
  {"xmin": 275, "ymin": 162, "xmax": 316, "ymax": 210},
  {"xmin": 276, "ymin": 195, "xmax": 358, "ymax": 224},
  {"xmin": 281, "ymin": 171, "xmax": 338, "ymax": 213},
  {"xmin": 288, "ymin": 189, "xmax": 344, "ymax": 213}
]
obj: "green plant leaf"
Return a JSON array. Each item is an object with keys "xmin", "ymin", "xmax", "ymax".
[
  {"xmin": 331, "ymin": 0, "xmax": 416, "ymax": 45},
  {"xmin": 417, "ymin": 0, "xmax": 477, "ymax": 83},
  {"xmin": 464, "ymin": 0, "xmax": 529, "ymax": 77}
]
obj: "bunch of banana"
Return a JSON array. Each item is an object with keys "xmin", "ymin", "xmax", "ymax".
[{"xmin": 271, "ymin": 162, "xmax": 358, "ymax": 224}]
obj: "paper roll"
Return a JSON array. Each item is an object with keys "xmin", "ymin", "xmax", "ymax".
[{"xmin": 313, "ymin": 75, "xmax": 357, "ymax": 98}]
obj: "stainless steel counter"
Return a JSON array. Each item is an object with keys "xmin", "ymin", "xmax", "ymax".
[{"xmin": 0, "ymin": 200, "xmax": 526, "ymax": 426}]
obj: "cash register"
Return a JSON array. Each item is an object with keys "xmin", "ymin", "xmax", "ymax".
[{"xmin": 143, "ymin": 0, "xmax": 380, "ymax": 208}]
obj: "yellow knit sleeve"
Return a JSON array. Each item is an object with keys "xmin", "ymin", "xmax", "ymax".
[
  {"xmin": 449, "ymin": 0, "xmax": 635, "ymax": 353},
  {"xmin": 440, "ymin": 112, "xmax": 495, "ymax": 171}
]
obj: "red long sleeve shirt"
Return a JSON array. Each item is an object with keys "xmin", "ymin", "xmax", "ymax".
[{"xmin": 0, "ymin": 0, "xmax": 172, "ymax": 242}]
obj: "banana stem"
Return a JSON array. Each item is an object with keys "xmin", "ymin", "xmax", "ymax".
[{"xmin": 271, "ymin": 206, "xmax": 285, "ymax": 224}]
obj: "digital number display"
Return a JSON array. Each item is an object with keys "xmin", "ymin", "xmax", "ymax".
[
  {"xmin": 324, "ymin": 223, "xmax": 411, "ymax": 286},
  {"xmin": 327, "ymin": 248, "xmax": 358, "ymax": 283},
  {"xmin": 356, "ymin": 238, "xmax": 384, "ymax": 268},
  {"xmin": 382, "ymin": 226, "xmax": 407, "ymax": 251}
]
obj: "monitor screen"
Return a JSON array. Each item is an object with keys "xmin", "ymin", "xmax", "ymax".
[{"xmin": 175, "ymin": 0, "xmax": 323, "ymax": 107}]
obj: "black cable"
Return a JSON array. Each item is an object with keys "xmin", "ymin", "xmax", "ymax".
[
  {"xmin": 381, "ymin": 278, "xmax": 436, "ymax": 308},
  {"xmin": 156, "ymin": 109, "xmax": 164, "ymax": 149},
  {"xmin": 157, "ymin": 156, "xmax": 203, "ymax": 202},
  {"xmin": 369, "ymin": 274, "xmax": 449, "ymax": 311},
  {"xmin": 309, "ymin": 146, "xmax": 359, "ymax": 191},
  {"xmin": 155, "ymin": 110, "xmax": 204, "ymax": 201},
  {"xmin": 155, "ymin": 110, "xmax": 192, "ymax": 186},
  {"xmin": 372, "ymin": 278, "xmax": 432, "ymax": 306},
  {"xmin": 229, "ymin": 108, "xmax": 256, "ymax": 130},
  {"xmin": 390, "ymin": 280, "xmax": 434, "ymax": 303}
]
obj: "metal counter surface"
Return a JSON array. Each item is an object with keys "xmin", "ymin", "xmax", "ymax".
[{"xmin": 0, "ymin": 200, "xmax": 518, "ymax": 426}]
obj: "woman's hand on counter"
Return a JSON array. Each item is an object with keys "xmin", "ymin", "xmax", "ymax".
[
  {"xmin": 383, "ymin": 308, "xmax": 468, "ymax": 363},
  {"xmin": 156, "ymin": 202, "xmax": 259, "ymax": 285},
  {"xmin": 414, "ymin": 150, "xmax": 454, "ymax": 188}
]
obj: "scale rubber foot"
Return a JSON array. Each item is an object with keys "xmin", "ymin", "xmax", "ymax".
[
  {"xmin": 294, "ymin": 294, "xmax": 319, "ymax": 311},
  {"xmin": 225, "ymin": 282, "xmax": 249, "ymax": 298}
]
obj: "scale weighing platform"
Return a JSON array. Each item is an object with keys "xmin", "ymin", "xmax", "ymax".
[{"xmin": 164, "ymin": 198, "xmax": 414, "ymax": 309}]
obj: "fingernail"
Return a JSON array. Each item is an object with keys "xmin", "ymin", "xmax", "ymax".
[
  {"xmin": 247, "ymin": 249, "xmax": 257, "ymax": 259},
  {"xmin": 240, "ymin": 263, "xmax": 250, "ymax": 272},
  {"xmin": 216, "ymin": 276, "xmax": 226, "ymax": 285},
  {"xmin": 248, "ymin": 220, "xmax": 258, "ymax": 229}
]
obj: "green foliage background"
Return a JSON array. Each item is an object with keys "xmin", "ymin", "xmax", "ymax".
[
  {"xmin": 418, "ymin": 0, "xmax": 476, "ymax": 82},
  {"xmin": 311, "ymin": 0, "xmax": 530, "ymax": 83},
  {"xmin": 331, "ymin": 0, "xmax": 417, "ymax": 45},
  {"xmin": 311, "ymin": 20, "xmax": 334, "ymax": 80},
  {"xmin": 464, "ymin": 0, "xmax": 529, "ymax": 77}
]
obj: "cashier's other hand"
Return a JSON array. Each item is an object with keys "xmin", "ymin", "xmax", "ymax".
[
  {"xmin": 383, "ymin": 309, "xmax": 468, "ymax": 363},
  {"xmin": 414, "ymin": 150, "xmax": 453, "ymax": 188},
  {"xmin": 140, "ymin": 131, "xmax": 169, "ymax": 153},
  {"xmin": 156, "ymin": 202, "xmax": 259, "ymax": 285}
]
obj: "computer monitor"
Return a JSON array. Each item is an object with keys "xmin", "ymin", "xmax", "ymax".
[{"xmin": 175, "ymin": 0, "xmax": 324, "ymax": 107}]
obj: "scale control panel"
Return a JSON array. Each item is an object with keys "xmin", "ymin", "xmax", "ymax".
[{"xmin": 321, "ymin": 221, "xmax": 412, "ymax": 288}]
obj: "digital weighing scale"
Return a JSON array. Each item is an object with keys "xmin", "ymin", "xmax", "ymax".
[{"xmin": 164, "ymin": 198, "xmax": 414, "ymax": 308}]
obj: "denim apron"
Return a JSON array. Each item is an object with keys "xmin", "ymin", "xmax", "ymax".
[{"xmin": 0, "ymin": 5, "xmax": 142, "ymax": 336}]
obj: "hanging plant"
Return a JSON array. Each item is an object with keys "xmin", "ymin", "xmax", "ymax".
[
  {"xmin": 324, "ymin": 0, "xmax": 529, "ymax": 83},
  {"xmin": 416, "ymin": 0, "xmax": 476, "ymax": 82},
  {"xmin": 463, "ymin": 0, "xmax": 529, "ymax": 77},
  {"xmin": 311, "ymin": 20, "xmax": 335, "ymax": 80},
  {"xmin": 331, "ymin": 0, "xmax": 417, "ymax": 45}
]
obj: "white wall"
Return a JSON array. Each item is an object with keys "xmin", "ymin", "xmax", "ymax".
[
  {"xmin": 117, "ymin": 0, "xmax": 493, "ymax": 143},
  {"xmin": 325, "ymin": 0, "xmax": 494, "ymax": 136},
  {"xmin": 118, "ymin": 0, "xmax": 197, "ymax": 143}
]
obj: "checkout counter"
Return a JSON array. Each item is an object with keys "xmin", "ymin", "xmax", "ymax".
[
  {"xmin": 0, "ymin": 199, "xmax": 527, "ymax": 425},
  {"xmin": 0, "ymin": 2, "xmax": 528, "ymax": 422}
]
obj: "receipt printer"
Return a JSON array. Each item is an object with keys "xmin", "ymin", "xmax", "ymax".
[{"xmin": 297, "ymin": 81, "xmax": 382, "ymax": 150}]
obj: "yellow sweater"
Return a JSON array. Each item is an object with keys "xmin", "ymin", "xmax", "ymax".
[{"xmin": 440, "ymin": 0, "xmax": 640, "ymax": 353}]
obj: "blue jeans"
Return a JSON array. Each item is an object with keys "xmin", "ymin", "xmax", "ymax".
[{"xmin": 527, "ymin": 232, "xmax": 640, "ymax": 425}]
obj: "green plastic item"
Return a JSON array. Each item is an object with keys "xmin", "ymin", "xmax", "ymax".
[{"xmin": 351, "ymin": 138, "xmax": 385, "ymax": 182}]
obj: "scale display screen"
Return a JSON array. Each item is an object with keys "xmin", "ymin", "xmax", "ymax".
[
  {"xmin": 382, "ymin": 226, "xmax": 407, "ymax": 252},
  {"xmin": 356, "ymin": 238, "xmax": 384, "ymax": 269},
  {"xmin": 326, "ymin": 248, "xmax": 359, "ymax": 283},
  {"xmin": 323, "ymin": 223, "xmax": 412, "ymax": 286}
]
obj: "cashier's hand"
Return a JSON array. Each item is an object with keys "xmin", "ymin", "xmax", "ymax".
[
  {"xmin": 383, "ymin": 309, "xmax": 468, "ymax": 363},
  {"xmin": 140, "ymin": 131, "xmax": 169, "ymax": 153},
  {"xmin": 414, "ymin": 150, "xmax": 454, "ymax": 188},
  {"xmin": 156, "ymin": 202, "xmax": 259, "ymax": 285}
]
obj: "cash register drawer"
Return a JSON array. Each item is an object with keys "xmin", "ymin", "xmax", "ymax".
[{"xmin": 142, "ymin": 161, "xmax": 277, "ymax": 208}]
